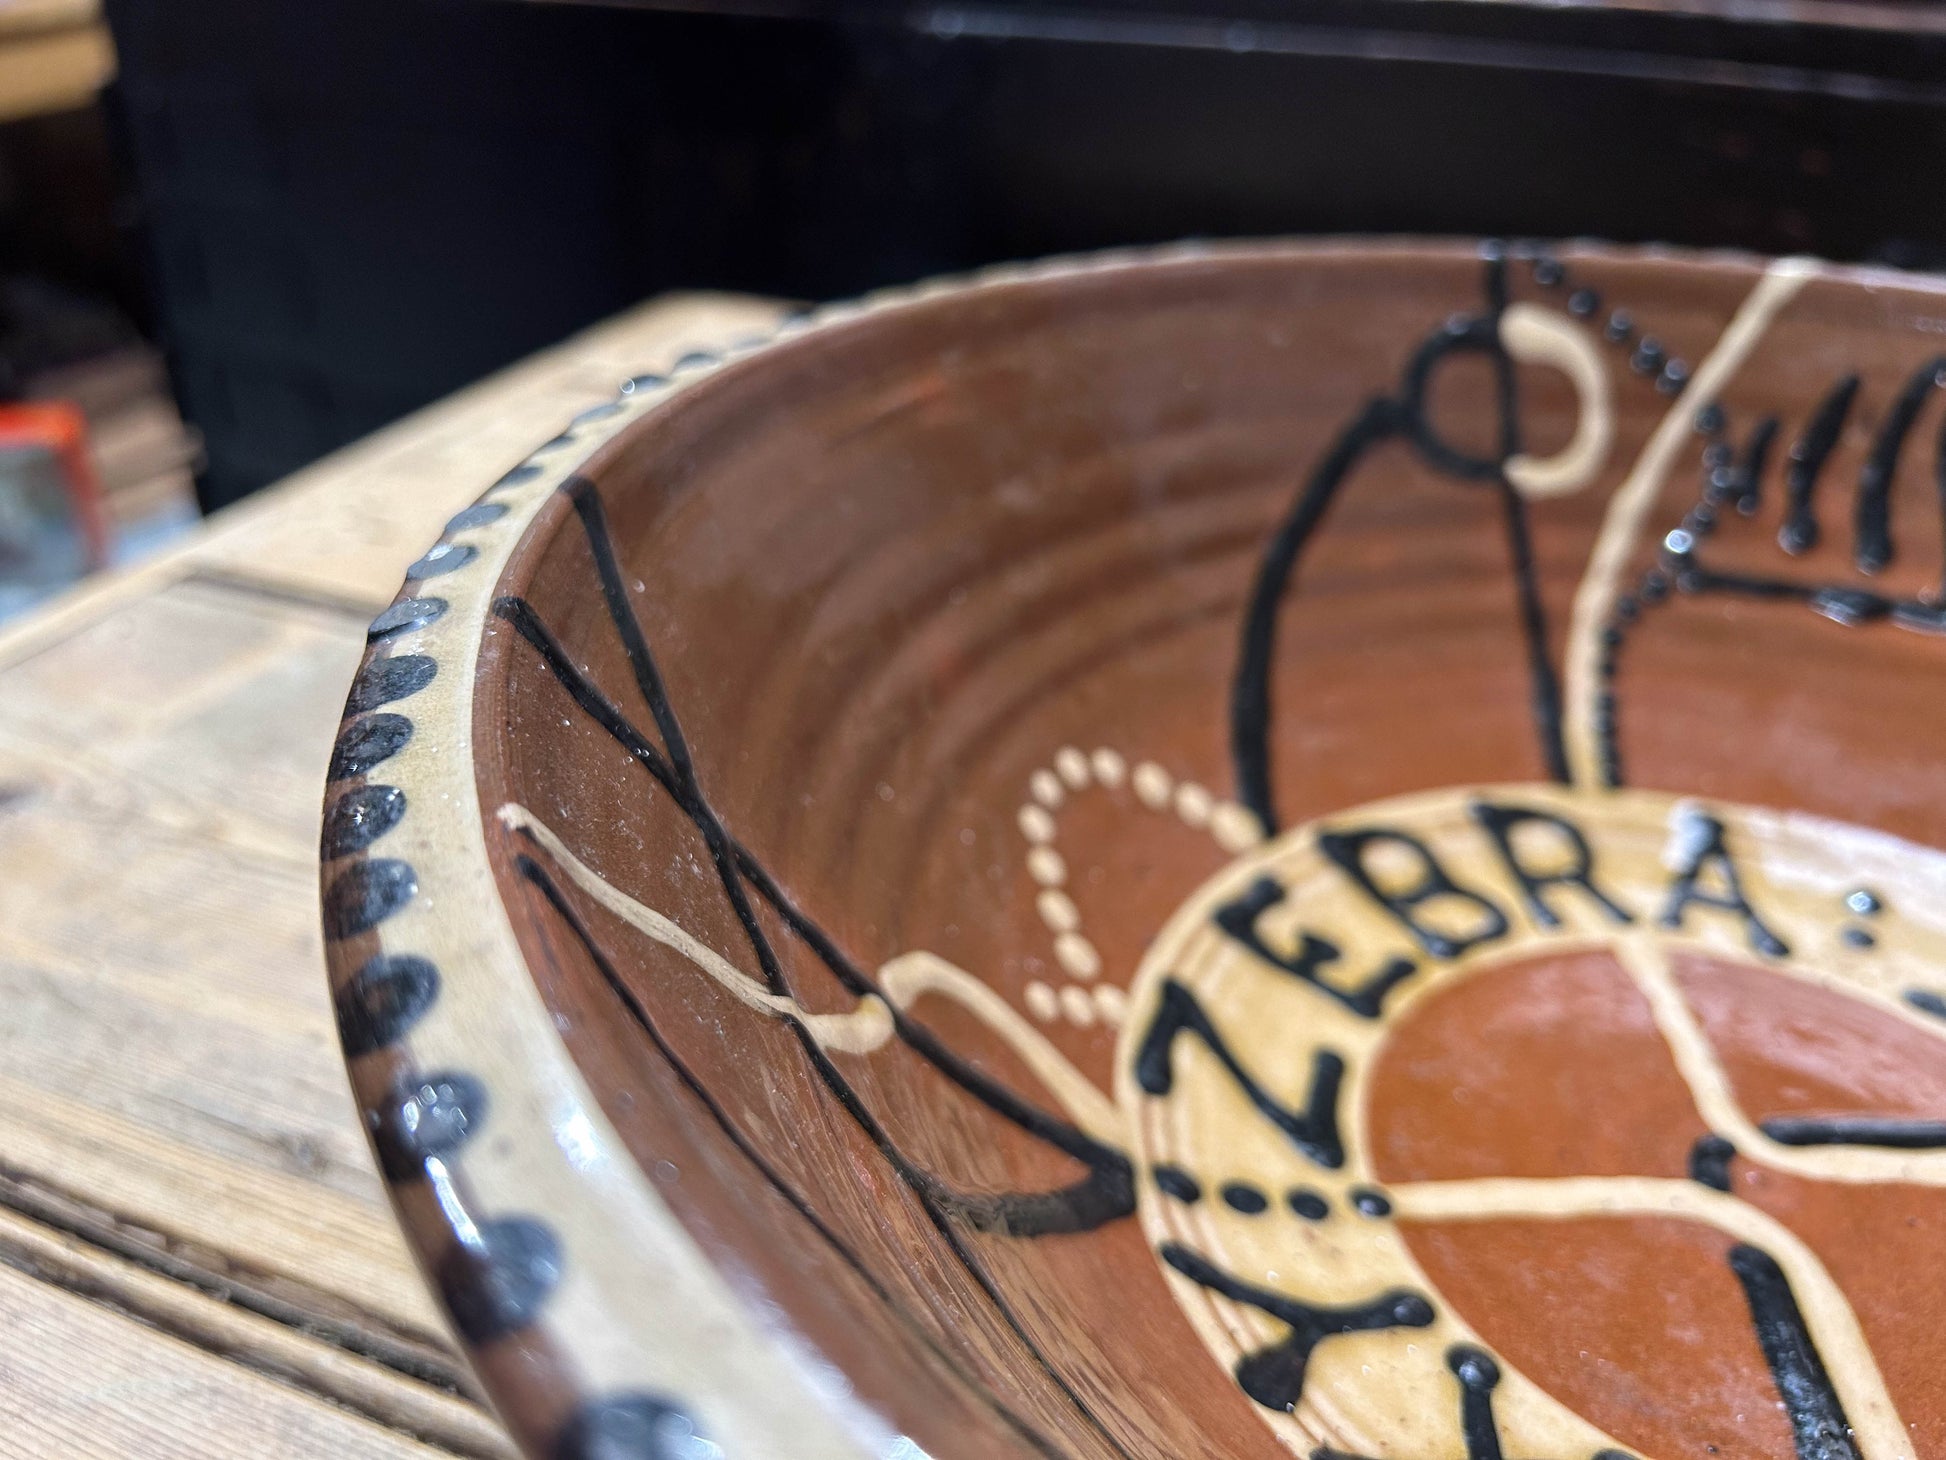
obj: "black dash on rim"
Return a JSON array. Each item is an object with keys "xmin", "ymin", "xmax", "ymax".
[
  {"xmin": 556, "ymin": 1392, "xmax": 714, "ymax": 1460},
  {"xmin": 1153, "ymin": 1165, "xmax": 1201, "ymax": 1203},
  {"xmin": 323, "ymin": 858, "xmax": 418, "ymax": 939},
  {"xmin": 439, "ymin": 1216, "xmax": 563, "ymax": 1343},
  {"xmin": 322, "ymin": 783, "xmax": 406, "ymax": 859},
  {"xmin": 373, "ymin": 1069, "xmax": 488, "ymax": 1179},
  {"xmin": 348, "ymin": 654, "xmax": 437, "ymax": 713},
  {"xmin": 1905, "ymin": 988, "xmax": 1946, "ymax": 1020},
  {"xmin": 406, "ymin": 543, "xmax": 478, "ymax": 579},
  {"xmin": 1220, "ymin": 1182, "xmax": 1269, "ymax": 1215},
  {"xmin": 533, "ymin": 432, "xmax": 577, "ymax": 454},
  {"xmin": 368, "ymin": 596, "xmax": 447, "ymax": 641},
  {"xmin": 673, "ymin": 350, "xmax": 718, "ymax": 371},
  {"xmin": 621, "ymin": 373, "xmax": 666, "ymax": 393},
  {"xmin": 1287, "ymin": 1188, "xmax": 1329, "ymax": 1221},
  {"xmin": 570, "ymin": 400, "xmax": 624, "ymax": 425},
  {"xmin": 1350, "ymin": 1186, "xmax": 1392, "ymax": 1218},
  {"xmin": 491, "ymin": 463, "xmax": 543, "ymax": 489},
  {"xmin": 1841, "ymin": 925, "xmax": 1876, "ymax": 949},
  {"xmin": 336, "ymin": 953, "xmax": 440, "ymax": 1056},
  {"xmin": 445, "ymin": 502, "xmax": 508, "ymax": 533},
  {"xmin": 329, "ymin": 713, "xmax": 413, "ymax": 780}
]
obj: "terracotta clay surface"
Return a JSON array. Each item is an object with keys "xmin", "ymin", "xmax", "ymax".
[{"xmin": 323, "ymin": 242, "xmax": 1946, "ymax": 1459}]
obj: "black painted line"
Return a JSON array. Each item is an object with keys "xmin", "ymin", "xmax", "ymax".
[
  {"xmin": 517, "ymin": 858, "xmax": 1072, "ymax": 1460},
  {"xmin": 1761, "ymin": 1116, "xmax": 1946, "ymax": 1149},
  {"xmin": 1160, "ymin": 1240, "xmax": 1431, "ymax": 1412},
  {"xmin": 1483, "ymin": 253, "xmax": 1569, "ymax": 787},
  {"xmin": 1134, "ymin": 979, "xmax": 1345, "ymax": 1169},
  {"xmin": 526, "ymin": 495, "xmax": 1143, "ymax": 1457},
  {"xmin": 1728, "ymin": 1243, "xmax": 1861, "ymax": 1460},
  {"xmin": 494, "ymin": 594, "xmax": 1131, "ymax": 1180},
  {"xmin": 1781, "ymin": 375, "xmax": 1858, "ymax": 556},
  {"xmin": 1231, "ymin": 397, "xmax": 1399, "ymax": 833},
  {"xmin": 1499, "ymin": 481, "xmax": 1570, "ymax": 784},
  {"xmin": 1854, "ymin": 355, "xmax": 1946, "ymax": 574},
  {"xmin": 1447, "ymin": 1345, "xmax": 1505, "ymax": 1460}
]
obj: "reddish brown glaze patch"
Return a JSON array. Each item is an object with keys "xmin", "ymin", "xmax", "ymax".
[
  {"xmin": 1372, "ymin": 947, "xmax": 1946, "ymax": 1451},
  {"xmin": 1678, "ymin": 950, "xmax": 1946, "ymax": 1127},
  {"xmin": 1399, "ymin": 1215, "xmax": 1794, "ymax": 1459},
  {"xmin": 451, "ymin": 245, "xmax": 1946, "ymax": 1456},
  {"xmin": 1367, "ymin": 948, "xmax": 1708, "ymax": 1182}
]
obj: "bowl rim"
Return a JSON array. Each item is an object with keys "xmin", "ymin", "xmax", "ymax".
[{"xmin": 319, "ymin": 234, "xmax": 1849, "ymax": 1459}]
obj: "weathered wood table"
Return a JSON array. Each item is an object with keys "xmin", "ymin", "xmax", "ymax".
[{"xmin": 0, "ymin": 293, "xmax": 783, "ymax": 1459}]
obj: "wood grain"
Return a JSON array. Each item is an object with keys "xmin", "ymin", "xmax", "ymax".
[
  {"xmin": 0, "ymin": 1256, "xmax": 458, "ymax": 1460},
  {"xmin": 0, "ymin": 293, "xmax": 782, "ymax": 1457}
]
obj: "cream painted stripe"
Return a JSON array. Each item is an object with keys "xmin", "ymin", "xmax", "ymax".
[
  {"xmin": 1390, "ymin": 1175, "xmax": 1911, "ymax": 1459},
  {"xmin": 1502, "ymin": 302, "xmax": 1613, "ymax": 500},
  {"xmin": 877, "ymin": 952, "xmax": 1123, "ymax": 1143},
  {"xmin": 501, "ymin": 803, "xmax": 896, "ymax": 1052},
  {"xmin": 501, "ymin": 804, "xmax": 1124, "ymax": 1144},
  {"xmin": 1562, "ymin": 259, "xmax": 1818, "ymax": 788},
  {"xmin": 1616, "ymin": 936, "xmax": 1946, "ymax": 1186}
]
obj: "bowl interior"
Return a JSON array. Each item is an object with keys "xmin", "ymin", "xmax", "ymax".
[{"xmin": 439, "ymin": 244, "xmax": 1946, "ymax": 1458}]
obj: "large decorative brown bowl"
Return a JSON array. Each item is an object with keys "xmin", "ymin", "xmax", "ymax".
[{"xmin": 321, "ymin": 240, "xmax": 1946, "ymax": 1460}]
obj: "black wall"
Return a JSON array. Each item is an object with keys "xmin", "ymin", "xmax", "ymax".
[{"xmin": 105, "ymin": 0, "xmax": 1946, "ymax": 508}]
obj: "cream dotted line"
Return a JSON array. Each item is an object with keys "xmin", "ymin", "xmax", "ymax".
[{"xmin": 1018, "ymin": 746, "xmax": 1265, "ymax": 1029}]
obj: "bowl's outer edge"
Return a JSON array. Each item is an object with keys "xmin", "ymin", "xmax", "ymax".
[{"xmin": 317, "ymin": 235, "xmax": 1858, "ymax": 1460}]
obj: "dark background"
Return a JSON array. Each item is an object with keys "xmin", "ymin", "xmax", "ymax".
[{"xmin": 83, "ymin": 0, "xmax": 1946, "ymax": 508}]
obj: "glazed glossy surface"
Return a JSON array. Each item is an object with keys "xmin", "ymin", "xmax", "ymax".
[{"xmin": 326, "ymin": 242, "xmax": 1946, "ymax": 1459}]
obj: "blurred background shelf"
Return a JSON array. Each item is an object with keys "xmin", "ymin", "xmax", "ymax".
[
  {"xmin": 0, "ymin": 0, "xmax": 113, "ymax": 125},
  {"xmin": 98, "ymin": 0, "xmax": 1946, "ymax": 515}
]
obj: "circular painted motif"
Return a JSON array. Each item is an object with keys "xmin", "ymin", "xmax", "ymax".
[{"xmin": 1122, "ymin": 784, "xmax": 1946, "ymax": 1457}]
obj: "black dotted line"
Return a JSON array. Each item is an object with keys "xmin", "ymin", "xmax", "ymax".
[
  {"xmin": 1496, "ymin": 243, "xmax": 1757, "ymax": 789},
  {"xmin": 322, "ymin": 399, "xmax": 714, "ymax": 1454},
  {"xmin": 1149, "ymin": 1166, "xmax": 1396, "ymax": 1225},
  {"xmin": 1493, "ymin": 240, "xmax": 1699, "ymax": 398}
]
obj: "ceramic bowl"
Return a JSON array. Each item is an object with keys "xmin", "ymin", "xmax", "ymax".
[{"xmin": 322, "ymin": 240, "xmax": 1946, "ymax": 1460}]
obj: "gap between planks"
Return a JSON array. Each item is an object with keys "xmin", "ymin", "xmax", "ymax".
[{"xmin": 0, "ymin": 1162, "xmax": 511, "ymax": 1457}]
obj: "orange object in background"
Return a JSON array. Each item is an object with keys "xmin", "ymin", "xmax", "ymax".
[{"xmin": 0, "ymin": 399, "xmax": 109, "ymax": 571}]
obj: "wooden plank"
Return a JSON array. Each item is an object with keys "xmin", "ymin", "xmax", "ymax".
[
  {"xmin": 0, "ymin": 1254, "xmax": 463, "ymax": 1460},
  {"xmin": 0, "ymin": 580, "xmax": 445, "ymax": 1344},
  {"xmin": 0, "ymin": 293, "xmax": 776, "ymax": 1456},
  {"xmin": 184, "ymin": 292, "xmax": 788, "ymax": 610},
  {"xmin": 0, "ymin": 1204, "xmax": 512, "ymax": 1459}
]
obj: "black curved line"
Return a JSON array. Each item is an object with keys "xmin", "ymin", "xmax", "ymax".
[
  {"xmin": 1760, "ymin": 1116, "xmax": 1946, "ymax": 1149},
  {"xmin": 1855, "ymin": 355, "xmax": 1945, "ymax": 574},
  {"xmin": 1160, "ymin": 1240, "xmax": 1433, "ymax": 1414},
  {"xmin": 511, "ymin": 491, "xmax": 1141, "ymax": 1458},
  {"xmin": 1781, "ymin": 373, "xmax": 1857, "ymax": 555},
  {"xmin": 492, "ymin": 592, "xmax": 1129, "ymax": 1181},
  {"xmin": 1499, "ymin": 479, "xmax": 1569, "ymax": 784},
  {"xmin": 1728, "ymin": 1244, "xmax": 1860, "ymax": 1460},
  {"xmin": 515, "ymin": 855, "xmax": 1072, "ymax": 1460},
  {"xmin": 1231, "ymin": 256, "xmax": 1565, "ymax": 828},
  {"xmin": 1231, "ymin": 397, "xmax": 1400, "ymax": 833},
  {"xmin": 1728, "ymin": 414, "xmax": 1779, "ymax": 515}
]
